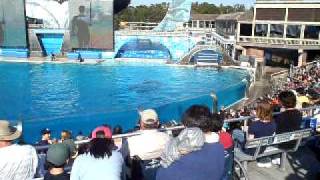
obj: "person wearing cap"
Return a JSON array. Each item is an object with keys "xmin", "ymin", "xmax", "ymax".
[
  {"xmin": 125, "ymin": 109, "xmax": 170, "ymax": 161},
  {"xmin": 44, "ymin": 143, "xmax": 70, "ymax": 180},
  {"xmin": 0, "ymin": 120, "xmax": 38, "ymax": 180},
  {"xmin": 70, "ymin": 126, "xmax": 124, "ymax": 180},
  {"xmin": 38, "ymin": 128, "xmax": 53, "ymax": 146}
]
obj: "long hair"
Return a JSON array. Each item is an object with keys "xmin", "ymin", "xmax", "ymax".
[
  {"xmin": 256, "ymin": 102, "xmax": 273, "ymax": 122},
  {"xmin": 89, "ymin": 138, "xmax": 113, "ymax": 159}
]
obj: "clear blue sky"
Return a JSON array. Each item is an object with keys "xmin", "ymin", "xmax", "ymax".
[{"xmin": 131, "ymin": 0, "xmax": 255, "ymax": 7}]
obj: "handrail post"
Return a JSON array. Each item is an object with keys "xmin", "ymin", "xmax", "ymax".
[{"xmin": 210, "ymin": 91, "xmax": 218, "ymax": 114}]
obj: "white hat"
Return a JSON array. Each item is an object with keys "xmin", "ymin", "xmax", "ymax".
[
  {"xmin": 0, "ymin": 120, "xmax": 21, "ymax": 141},
  {"xmin": 139, "ymin": 109, "xmax": 159, "ymax": 125}
]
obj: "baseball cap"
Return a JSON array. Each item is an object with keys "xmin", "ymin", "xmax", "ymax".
[
  {"xmin": 139, "ymin": 109, "xmax": 159, "ymax": 125},
  {"xmin": 91, "ymin": 126, "xmax": 112, "ymax": 139},
  {"xmin": 41, "ymin": 128, "xmax": 51, "ymax": 135},
  {"xmin": 46, "ymin": 143, "xmax": 69, "ymax": 167}
]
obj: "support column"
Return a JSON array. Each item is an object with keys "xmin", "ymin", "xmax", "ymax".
[
  {"xmin": 237, "ymin": 22, "xmax": 241, "ymax": 42},
  {"xmin": 252, "ymin": 7, "xmax": 257, "ymax": 37},
  {"xmin": 284, "ymin": 8, "xmax": 288, "ymax": 39},
  {"xmin": 298, "ymin": 49, "xmax": 307, "ymax": 66},
  {"xmin": 267, "ymin": 24, "xmax": 271, "ymax": 38},
  {"xmin": 300, "ymin": 25, "xmax": 305, "ymax": 45}
]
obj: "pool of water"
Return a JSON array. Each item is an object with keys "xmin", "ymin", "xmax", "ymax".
[{"xmin": 0, "ymin": 61, "xmax": 249, "ymax": 143}]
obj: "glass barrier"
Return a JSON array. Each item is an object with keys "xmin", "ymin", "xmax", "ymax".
[{"xmin": 16, "ymin": 79, "xmax": 248, "ymax": 143}]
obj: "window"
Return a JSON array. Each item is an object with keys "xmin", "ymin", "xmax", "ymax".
[
  {"xmin": 286, "ymin": 25, "xmax": 301, "ymax": 38},
  {"xmin": 205, "ymin": 21, "xmax": 210, "ymax": 28},
  {"xmin": 199, "ymin": 21, "xmax": 205, "ymax": 28},
  {"xmin": 270, "ymin": 24, "xmax": 284, "ymax": 38},
  {"xmin": 255, "ymin": 24, "xmax": 268, "ymax": 37},
  {"xmin": 192, "ymin": 21, "xmax": 197, "ymax": 28},
  {"xmin": 240, "ymin": 24, "xmax": 252, "ymax": 36},
  {"xmin": 304, "ymin": 26, "xmax": 320, "ymax": 39},
  {"xmin": 211, "ymin": 21, "xmax": 215, "ymax": 28}
]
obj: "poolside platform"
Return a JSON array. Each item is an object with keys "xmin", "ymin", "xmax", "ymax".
[
  {"xmin": 247, "ymin": 146, "xmax": 320, "ymax": 180},
  {"xmin": 0, "ymin": 56, "xmax": 106, "ymax": 65}
]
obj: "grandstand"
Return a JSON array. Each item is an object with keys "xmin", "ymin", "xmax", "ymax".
[{"xmin": 0, "ymin": 0, "xmax": 320, "ymax": 180}]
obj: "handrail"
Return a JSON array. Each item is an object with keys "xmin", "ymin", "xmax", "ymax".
[
  {"xmin": 34, "ymin": 105, "xmax": 320, "ymax": 151},
  {"xmin": 35, "ymin": 125, "xmax": 185, "ymax": 151},
  {"xmin": 211, "ymin": 91, "xmax": 218, "ymax": 114}
]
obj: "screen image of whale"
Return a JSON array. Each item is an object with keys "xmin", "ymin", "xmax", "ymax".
[
  {"xmin": 69, "ymin": 0, "xmax": 113, "ymax": 50},
  {"xmin": 0, "ymin": 0, "xmax": 27, "ymax": 48}
]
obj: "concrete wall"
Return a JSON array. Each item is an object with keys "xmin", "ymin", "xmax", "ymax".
[{"xmin": 245, "ymin": 47, "xmax": 264, "ymax": 61}]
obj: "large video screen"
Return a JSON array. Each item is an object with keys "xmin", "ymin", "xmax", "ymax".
[
  {"xmin": 0, "ymin": 0, "xmax": 28, "ymax": 47},
  {"xmin": 25, "ymin": 0, "xmax": 69, "ymax": 29},
  {"xmin": 69, "ymin": 0, "xmax": 114, "ymax": 50}
]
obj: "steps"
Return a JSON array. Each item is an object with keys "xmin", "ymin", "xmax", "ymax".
[{"xmin": 179, "ymin": 45, "xmax": 221, "ymax": 65}]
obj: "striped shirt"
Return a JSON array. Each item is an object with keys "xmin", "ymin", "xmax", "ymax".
[{"xmin": 0, "ymin": 144, "xmax": 38, "ymax": 180}]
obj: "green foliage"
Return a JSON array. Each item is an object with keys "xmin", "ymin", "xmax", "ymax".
[{"xmin": 192, "ymin": 3, "xmax": 246, "ymax": 14}]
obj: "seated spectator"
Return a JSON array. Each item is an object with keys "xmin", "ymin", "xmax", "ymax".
[
  {"xmin": 211, "ymin": 113, "xmax": 234, "ymax": 180},
  {"xmin": 70, "ymin": 126, "xmax": 124, "ymax": 180},
  {"xmin": 113, "ymin": 125, "xmax": 123, "ymax": 150},
  {"xmin": 125, "ymin": 109, "xmax": 170, "ymax": 160},
  {"xmin": 45, "ymin": 143, "xmax": 70, "ymax": 180},
  {"xmin": 0, "ymin": 120, "xmax": 38, "ymax": 179},
  {"xmin": 123, "ymin": 109, "xmax": 170, "ymax": 180},
  {"xmin": 156, "ymin": 105, "xmax": 225, "ymax": 180},
  {"xmin": 159, "ymin": 127, "xmax": 205, "ymax": 168},
  {"xmin": 247, "ymin": 102, "xmax": 276, "ymax": 168},
  {"xmin": 295, "ymin": 88, "xmax": 311, "ymax": 109},
  {"xmin": 75, "ymin": 131, "xmax": 86, "ymax": 141},
  {"xmin": 275, "ymin": 91, "xmax": 302, "ymax": 134},
  {"xmin": 182, "ymin": 105, "xmax": 219, "ymax": 143},
  {"xmin": 38, "ymin": 128, "xmax": 53, "ymax": 146},
  {"xmin": 60, "ymin": 130, "xmax": 72, "ymax": 142},
  {"xmin": 62, "ymin": 139, "xmax": 78, "ymax": 165},
  {"xmin": 275, "ymin": 90, "xmax": 302, "ymax": 151},
  {"xmin": 113, "ymin": 125, "xmax": 123, "ymax": 135}
]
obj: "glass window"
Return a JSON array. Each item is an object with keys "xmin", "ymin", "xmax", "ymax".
[
  {"xmin": 304, "ymin": 26, "xmax": 320, "ymax": 40},
  {"xmin": 240, "ymin": 24, "xmax": 252, "ymax": 36},
  {"xmin": 286, "ymin": 25, "xmax": 301, "ymax": 38},
  {"xmin": 205, "ymin": 21, "xmax": 210, "ymax": 28},
  {"xmin": 270, "ymin": 24, "xmax": 284, "ymax": 38},
  {"xmin": 255, "ymin": 24, "xmax": 268, "ymax": 37},
  {"xmin": 192, "ymin": 21, "xmax": 197, "ymax": 28},
  {"xmin": 211, "ymin": 21, "xmax": 215, "ymax": 28},
  {"xmin": 199, "ymin": 21, "xmax": 205, "ymax": 28}
]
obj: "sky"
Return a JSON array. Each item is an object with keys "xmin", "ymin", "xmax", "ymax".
[{"xmin": 131, "ymin": 0, "xmax": 255, "ymax": 7}]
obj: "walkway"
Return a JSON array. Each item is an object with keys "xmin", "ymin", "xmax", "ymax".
[{"xmin": 248, "ymin": 146, "xmax": 320, "ymax": 180}]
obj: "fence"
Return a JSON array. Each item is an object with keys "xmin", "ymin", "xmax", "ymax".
[{"xmin": 34, "ymin": 105, "xmax": 320, "ymax": 151}]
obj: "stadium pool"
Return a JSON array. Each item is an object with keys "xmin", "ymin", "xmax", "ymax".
[{"xmin": 0, "ymin": 61, "xmax": 250, "ymax": 143}]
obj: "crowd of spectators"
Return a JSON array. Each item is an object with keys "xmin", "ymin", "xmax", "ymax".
[
  {"xmin": 0, "ymin": 106, "xmax": 229, "ymax": 180},
  {"xmin": 1, "ymin": 63, "xmax": 320, "ymax": 180}
]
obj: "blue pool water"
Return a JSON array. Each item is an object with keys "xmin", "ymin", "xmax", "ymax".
[{"xmin": 0, "ymin": 61, "xmax": 249, "ymax": 143}]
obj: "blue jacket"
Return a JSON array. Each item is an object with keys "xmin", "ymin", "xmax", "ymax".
[{"xmin": 156, "ymin": 143, "xmax": 225, "ymax": 180}]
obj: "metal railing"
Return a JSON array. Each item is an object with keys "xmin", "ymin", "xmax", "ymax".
[
  {"xmin": 34, "ymin": 105, "xmax": 320, "ymax": 151},
  {"xmin": 238, "ymin": 36, "xmax": 320, "ymax": 47}
]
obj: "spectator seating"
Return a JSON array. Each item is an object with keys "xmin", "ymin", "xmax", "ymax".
[{"xmin": 235, "ymin": 128, "xmax": 312, "ymax": 171}]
